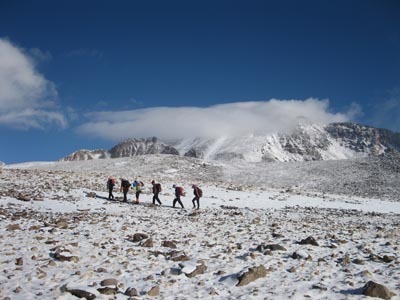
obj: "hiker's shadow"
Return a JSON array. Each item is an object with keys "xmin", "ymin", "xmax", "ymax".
[
  {"xmin": 83, "ymin": 191, "xmax": 120, "ymax": 202},
  {"xmin": 339, "ymin": 287, "xmax": 362, "ymax": 296}
]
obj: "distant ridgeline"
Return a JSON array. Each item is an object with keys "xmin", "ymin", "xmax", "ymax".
[{"xmin": 61, "ymin": 122, "xmax": 400, "ymax": 163}]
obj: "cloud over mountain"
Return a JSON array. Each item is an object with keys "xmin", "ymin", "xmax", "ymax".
[
  {"xmin": 78, "ymin": 98, "xmax": 356, "ymax": 141},
  {"xmin": 0, "ymin": 38, "xmax": 66, "ymax": 129}
]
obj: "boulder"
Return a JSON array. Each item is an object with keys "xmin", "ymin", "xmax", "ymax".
[
  {"xmin": 141, "ymin": 238, "xmax": 154, "ymax": 247},
  {"xmin": 125, "ymin": 287, "xmax": 138, "ymax": 297},
  {"xmin": 147, "ymin": 285, "xmax": 160, "ymax": 297},
  {"xmin": 51, "ymin": 246, "xmax": 79, "ymax": 263},
  {"xmin": 15, "ymin": 257, "xmax": 23, "ymax": 266},
  {"xmin": 129, "ymin": 233, "xmax": 149, "ymax": 242},
  {"xmin": 256, "ymin": 244, "xmax": 287, "ymax": 252},
  {"xmin": 162, "ymin": 240, "xmax": 177, "ymax": 249},
  {"xmin": 97, "ymin": 287, "xmax": 117, "ymax": 295},
  {"xmin": 236, "ymin": 265, "xmax": 267, "ymax": 286},
  {"xmin": 100, "ymin": 278, "xmax": 118, "ymax": 286},
  {"xmin": 362, "ymin": 281, "xmax": 396, "ymax": 299},
  {"xmin": 7, "ymin": 224, "xmax": 21, "ymax": 231},
  {"xmin": 55, "ymin": 220, "xmax": 69, "ymax": 229},
  {"xmin": 381, "ymin": 255, "xmax": 395, "ymax": 263},
  {"xmin": 17, "ymin": 193, "xmax": 30, "ymax": 201},
  {"xmin": 299, "ymin": 236, "xmax": 319, "ymax": 246},
  {"xmin": 180, "ymin": 261, "xmax": 208, "ymax": 278},
  {"xmin": 292, "ymin": 251, "xmax": 312, "ymax": 260},
  {"xmin": 64, "ymin": 287, "xmax": 97, "ymax": 299}
]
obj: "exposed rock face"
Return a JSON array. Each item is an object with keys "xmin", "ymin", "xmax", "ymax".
[
  {"xmin": 61, "ymin": 149, "xmax": 109, "ymax": 161},
  {"xmin": 326, "ymin": 122, "xmax": 400, "ymax": 155},
  {"xmin": 61, "ymin": 137, "xmax": 179, "ymax": 161},
  {"xmin": 109, "ymin": 137, "xmax": 179, "ymax": 158},
  {"xmin": 184, "ymin": 147, "xmax": 204, "ymax": 158}
]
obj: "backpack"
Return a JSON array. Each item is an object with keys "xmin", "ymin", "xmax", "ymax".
[
  {"xmin": 197, "ymin": 187, "xmax": 203, "ymax": 197},
  {"xmin": 156, "ymin": 183, "xmax": 162, "ymax": 193},
  {"xmin": 107, "ymin": 178, "xmax": 115, "ymax": 189},
  {"xmin": 177, "ymin": 186, "xmax": 184, "ymax": 196},
  {"xmin": 122, "ymin": 180, "xmax": 130, "ymax": 188}
]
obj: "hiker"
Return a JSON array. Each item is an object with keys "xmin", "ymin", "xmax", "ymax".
[
  {"xmin": 120, "ymin": 178, "xmax": 130, "ymax": 202},
  {"xmin": 107, "ymin": 177, "xmax": 115, "ymax": 200},
  {"xmin": 172, "ymin": 184, "xmax": 185, "ymax": 208},
  {"xmin": 151, "ymin": 180, "xmax": 162, "ymax": 205},
  {"xmin": 192, "ymin": 184, "xmax": 202, "ymax": 209},
  {"xmin": 132, "ymin": 180, "xmax": 144, "ymax": 204}
]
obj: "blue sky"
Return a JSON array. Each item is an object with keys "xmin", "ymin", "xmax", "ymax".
[{"xmin": 1, "ymin": 0, "xmax": 400, "ymax": 163}]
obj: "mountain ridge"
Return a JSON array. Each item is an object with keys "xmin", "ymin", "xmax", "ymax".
[{"xmin": 61, "ymin": 122, "xmax": 400, "ymax": 162}]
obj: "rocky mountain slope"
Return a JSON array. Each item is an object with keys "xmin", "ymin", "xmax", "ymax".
[
  {"xmin": 11, "ymin": 152, "xmax": 400, "ymax": 201},
  {"xmin": 61, "ymin": 122, "xmax": 400, "ymax": 162},
  {"xmin": 0, "ymin": 159, "xmax": 399, "ymax": 299}
]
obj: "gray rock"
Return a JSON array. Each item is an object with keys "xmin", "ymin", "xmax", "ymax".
[
  {"xmin": 353, "ymin": 258, "xmax": 365, "ymax": 265},
  {"xmin": 97, "ymin": 287, "xmax": 117, "ymax": 295},
  {"xmin": 129, "ymin": 233, "xmax": 149, "ymax": 242},
  {"xmin": 312, "ymin": 283, "xmax": 327, "ymax": 291},
  {"xmin": 15, "ymin": 257, "xmax": 23, "ymax": 266},
  {"xmin": 256, "ymin": 244, "xmax": 287, "ymax": 252},
  {"xmin": 147, "ymin": 285, "xmax": 160, "ymax": 297},
  {"xmin": 125, "ymin": 287, "xmax": 138, "ymax": 297},
  {"xmin": 141, "ymin": 238, "xmax": 154, "ymax": 247},
  {"xmin": 299, "ymin": 236, "xmax": 319, "ymax": 246},
  {"xmin": 100, "ymin": 278, "xmax": 118, "ymax": 286},
  {"xmin": 17, "ymin": 193, "xmax": 30, "ymax": 201},
  {"xmin": 51, "ymin": 246, "xmax": 79, "ymax": 263},
  {"xmin": 162, "ymin": 240, "xmax": 177, "ymax": 249},
  {"xmin": 381, "ymin": 255, "xmax": 395, "ymax": 263},
  {"xmin": 64, "ymin": 287, "xmax": 96, "ymax": 299},
  {"xmin": 7, "ymin": 224, "xmax": 21, "ymax": 231},
  {"xmin": 181, "ymin": 262, "xmax": 208, "ymax": 278},
  {"xmin": 236, "ymin": 265, "xmax": 267, "ymax": 286},
  {"xmin": 362, "ymin": 281, "xmax": 396, "ymax": 299},
  {"xmin": 55, "ymin": 219, "xmax": 69, "ymax": 229}
]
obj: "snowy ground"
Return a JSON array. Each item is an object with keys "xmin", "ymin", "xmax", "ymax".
[{"xmin": 0, "ymin": 156, "xmax": 399, "ymax": 299}]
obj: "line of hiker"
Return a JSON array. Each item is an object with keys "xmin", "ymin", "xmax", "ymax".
[{"xmin": 106, "ymin": 177, "xmax": 203, "ymax": 209}]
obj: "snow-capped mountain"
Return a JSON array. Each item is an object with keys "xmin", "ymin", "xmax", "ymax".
[
  {"xmin": 62, "ymin": 149, "xmax": 110, "ymax": 161},
  {"xmin": 109, "ymin": 137, "xmax": 179, "ymax": 158},
  {"xmin": 61, "ymin": 123, "xmax": 400, "ymax": 162},
  {"xmin": 61, "ymin": 137, "xmax": 179, "ymax": 161}
]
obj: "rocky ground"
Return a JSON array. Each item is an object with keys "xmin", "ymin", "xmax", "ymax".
[
  {"xmin": 0, "ymin": 159, "xmax": 399, "ymax": 299},
  {"xmin": 5, "ymin": 152, "xmax": 400, "ymax": 201},
  {"xmin": 224, "ymin": 152, "xmax": 400, "ymax": 201}
]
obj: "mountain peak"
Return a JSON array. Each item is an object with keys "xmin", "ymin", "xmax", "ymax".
[{"xmin": 61, "ymin": 122, "xmax": 400, "ymax": 162}]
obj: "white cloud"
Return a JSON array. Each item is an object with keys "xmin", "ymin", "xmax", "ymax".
[
  {"xmin": 78, "ymin": 98, "xmax": 354, "ymax": 141},
  {"xmin": 0, "ymin": 38, "xmax": 66, "ymax": 129}
]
